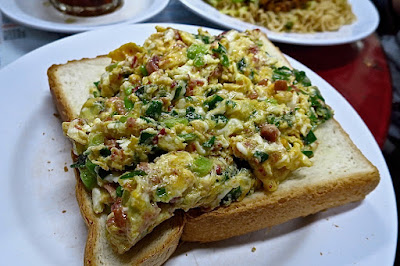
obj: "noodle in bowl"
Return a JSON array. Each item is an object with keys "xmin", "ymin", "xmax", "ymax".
[{"xmin": 206, "ymin": 0, "xmax": 356, "ymax": 33}]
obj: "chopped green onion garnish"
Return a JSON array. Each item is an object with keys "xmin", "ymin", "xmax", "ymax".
[
  {"xmin": 187, "ymin": 44, "xmax": 207, "ymax": 67},
  {"xmin": 79, "ymin": 159, "xmax": 97, "ymax": 190},
  {"xmin": 156, "ymin": 187, "xmax": 167, "ymax": 197},
  {"xmin": 163, "ymin": 117, "xmax": 189, "ymax": 128},
  {"xmin": 304, "ymin": 130, "xmax": 317, "ymax": 145},
  {"xmin": 254, "ymin": 151, "xmax": 269, "ymax": 163},
  {"xmin": 293, "ymin": 69, "xmax": 311, "ymax": 86},
  {"xmin": 221, "ymin": 54, "xmax": 229, "ymax": 67},
  {"xmin": 140, "ymin": 116, "xmax": 153, "ymax": 123},
  {"xmin": 186, "ymin": 106, "xmax": 203, "ymax": 120},
  {"xmin": 124, "ymin": 96, "xmax": 134, "ymax": 111},
  {"xmin": 212, "ymin": 43, "xmax": 229, "ymax": 67},
  {"xmin": 203, "ymin": 136, "xmax": 216, "ymax": 148},
  {"xmin": 192, "ymin": 156, "xmax": 213, "ymax": 177},
  {"xmin": 272, "ymin": 66, "xmax": 292, "ymax": 81},
  {"xmin": 116, "ymin": 186, "xmax": 123, "ymax": 197},
  {"xmin": 124, "ymin": 86, "xmax": 133, "ymax": 95},
  {"xmin": 178, "ymin": 133, "xmax": 197, "ymax": 142},
  {"xmin": 100, "ymin": 148, "xmax": 111, "ymax": 157},
  {"xmin": 211, "ymin": 114, "xmax": 228, "ymax": 128},
  {"xmin": 226, "ymin": 99, "xmax": 237, "ymax": 109},
  {"xmin": 70, "ymin": 154, "xmax": 87, "ymax": 168},
  {"xmin": 119, "ymin": 116, "xmax": 128, "ymax": 123},
  {"xmin": 140, "ymin": 65, "xmax": 148, "ymax": 76},
  {"xmin": 302, "ymin": 150, "xmax": 314, "ymax": 158},
  {"xmin": 221, "ymin": 186, "xmax": 242, "ymax": 205},
  {"xmin": 195, "ymin": 34, "xmax": 211, "ymax": 44},
  {"xmin": 119, "ymin": 170, "xmax": 147, "ymax": 179},
  {"xmin": 204, "ymin": 95, "xmax": 223, "ymax": 110},
  {"xmin": 139, "ymin": 131, "xmax": 156, "ymax": 145},
  {"xmin": 237, "ymin": 58, "xmax": 246, "ymax": 72},
  {"xmin": 145, "ymin": 100, "xmax": 163, "ymax": 119}
]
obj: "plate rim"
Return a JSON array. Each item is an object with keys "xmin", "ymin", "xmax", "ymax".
[
  {"xmin": 178, "ymin": 0, "xmax": 380, "ymax": 46},
  {"xmin": 0, "ymin": 0, "xmax": 170, "ymax": 33}
]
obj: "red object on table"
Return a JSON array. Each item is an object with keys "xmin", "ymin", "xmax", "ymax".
[{"xmin": 279, "ymin": 34, "xmax": 393, "ymax": 148}]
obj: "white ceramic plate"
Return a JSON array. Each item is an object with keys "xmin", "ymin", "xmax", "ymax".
[
  {"xmin": 0, "ymin": 23, "xmax": 396, "ymax": 265},
  {"xmin": 179, "ymin": 0, "xmax": 379, "ymax": 46},
  {"xmin": 0, "ymin": 0, "xmax": 169, "ymax": 33}
]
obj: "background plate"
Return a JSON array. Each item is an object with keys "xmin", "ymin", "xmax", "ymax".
[
  {"xmin": 0, "ymin": 23, "xmax": 396, "ymax": 265},
  {"xmin": 0, "ymin": 0, "xmax": 170, "ymax": 33},
  {"xmin": 179, "ymin": 0, "xmax": 380, "ymax": 46}
]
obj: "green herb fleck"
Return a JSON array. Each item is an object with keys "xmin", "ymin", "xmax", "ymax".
[
  {"xmin": 221, "ymin": 186, "xmax": 242, "ymax": 205},
  {"xmin": 212, "ymin": 42, "xmax": 229, "ymax": 67},
  {"xmin": 173, "ymin": 81, "xmax": 187, "ymax": 101},
  {"xmin": 187, "ymin": 44, "xmax": 208, "ymax": 67},
  {"xmin": 140, "ymin": 116, "xmax": 154, "ymax": 124},
  {"xmin": 139, "ymin": 131, "xmax": 156, "ymax": 145},
  {"xmin": 178, "ymin": 133, "xmax": 197, "ymax": 142},
  {"xmin": 272, "ymin": 66, "xmax": 292, "ymax": 81},
  {"xmin": 124, "ymin": 96, "xmax": 134, "ymax": 111},
  {"xmin": 226, "ymin": 99, "xmax": 237, "ymax": 109},
  {"xmin": 192, "ymin": 156, "xmax": 213, "ymax": 177},
  {"xmin": 140, "ymin": 65, "xmax": 148, "ymax": 76},
  {"xmin": 203, "ymin": 136, "xmax": 216, "ymax": 148},
  {"xmin": 100, "ymin": 148, "xmax": 111, "ymax": 157},
  {"xmin": 119, "ymin": 116, "xmax": 128, "ymax": 123},
  {"xmin": 156, "ymin": 187, "xmax": 167, "ymax": 197},
  {"xmin": 116, "ymin": 186, "xmax": 123, "ymax": 197},
  {"xmin": 284, "ymin": 21, "xmax": 294, "ymax": 31},
  {"xmin": 145, "ymin": 100, "xmax": 163, "ymax": 119},
  {"xmin": 195, "ymin": 34, "xmax": 211, "ymax": 44},
  {"xmin": 204, "ymin": 95, "xmax": 223, "ymax": 110},
  {"xmin": 186, "ymin": 106, "xmax": 203, "ymax": 121},
  {"xmin": 119, "ymin": 170, "xmax": 147, "ymax": 179},
  {"xmin": 163, "ymin": 117, "xmax": 189, "ymax": 128},
  {"xmin": 254, "ymin": 151, "xmax": 269, "ymax": 163},
  {"xmin": 211, "ymin": 114, "xmax": 228, "ymax": 128},
  {"xmin": 302, "ymin": 150, "xmax": 314, "ymax": 158},
  {"xmin": 293, "ymin": 69, "xmax": 312, "ymax": 86},
  {"xmin": 79, "ymin": 159, "xmax": 97, "ymax": 190},
  {"xmin": 237, "ymin": 58, "xmax": 246, "ymax": 72},
  {"xmin": 70, "ymin": 154, "xmax": 87, "ymax": 168},
  {"xmin": 304, "ymin": 130, "xmax": 317, "ymax": 145}
]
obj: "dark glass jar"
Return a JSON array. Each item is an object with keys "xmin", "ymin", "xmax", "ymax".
[{"xmin": 50, "ymin": 0, "xmax": 122, "ymax": 17}]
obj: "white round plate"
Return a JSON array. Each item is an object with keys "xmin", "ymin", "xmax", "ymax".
[
  {"xmin": 0, "ymin": 23, "xmax": 396, "ymax": 265},
  {"xmin": 179, "ymin": 0, "xmax": 380, "ymax": 46},
  {"xmin": 0, "ymin": 0, "xmax": 170, "ymax": 33}
]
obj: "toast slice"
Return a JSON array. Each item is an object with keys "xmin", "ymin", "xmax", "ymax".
[
  {"xmin": 49, "ymin": 57, "xmax": 185, "ymax": 266},
  {"xmin": 48, "ymin": 28, "xmax": 379, "ymax": 264},
  {"xmin": 179, "ymin": 30, "xmax": 379, "ymax": 241}
]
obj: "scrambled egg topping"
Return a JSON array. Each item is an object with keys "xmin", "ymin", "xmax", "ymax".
[{"xmin": 63, "ymin": 26, "xmax": 332, "ymax": 253}]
